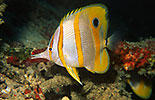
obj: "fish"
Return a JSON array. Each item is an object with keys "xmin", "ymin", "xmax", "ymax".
[
  {"xmin": 30, "ymin": 4, "xmax": 153, "ymax": 99},
  {"xmin": 31, "ymin": 4, "xmax": 113, "ymax": 85},
  {"xmin": 127, "ymin": 74, "xmax": 152, "ymax": 99}
]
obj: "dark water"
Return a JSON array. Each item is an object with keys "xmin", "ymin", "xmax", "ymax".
[{"xmin": 0, "ymin": 0, "xmax": 154, "ymax": 42}]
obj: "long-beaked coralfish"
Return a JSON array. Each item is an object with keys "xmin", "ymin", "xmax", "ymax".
[{"xmin": 31, "ymin": 4, "xmax": 111, "ymax": 85}]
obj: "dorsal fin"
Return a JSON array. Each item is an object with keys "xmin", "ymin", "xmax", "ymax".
[
  {"xmin": 62, "ymin": 7, "xmax": 83, "ymax": 20},
  {"xmin": 62, "ymin": 4, "xmax": 108, "ymax": 21}
]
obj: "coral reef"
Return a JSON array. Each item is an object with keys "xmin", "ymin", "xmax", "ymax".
[
  {"xmin": 114, "ymin": 38, "xmax": 155, "ymax": 78},
  {"xmin": 0, "ymin": 39, "xmax": 134, "ymax": 100}
]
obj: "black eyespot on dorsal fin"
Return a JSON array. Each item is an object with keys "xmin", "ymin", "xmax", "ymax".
[{"xmin": 49, "ymin": 48, "xmax": 52, "ymax": 51}]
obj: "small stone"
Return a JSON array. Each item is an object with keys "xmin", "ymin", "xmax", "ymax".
[{"xmin": 62, "ymin": 96, "xmax": 70, "ymax": 100}]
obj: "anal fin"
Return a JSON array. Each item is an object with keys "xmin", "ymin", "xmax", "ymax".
[{"xmin": 65, "ymin": 66, "xmax": 83, "ymax": 85}]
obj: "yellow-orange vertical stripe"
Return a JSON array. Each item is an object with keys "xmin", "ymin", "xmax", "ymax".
[
  {"xmin": 74, "ymin": 12, "xmax": 84, "ymax": 67},
  {"xmin": 91, "ymin": 23, "xmax": 101, "ymax": 70},
  {"xmin": 58, "ymin": 19, "xmax": 82, "ymax": 84},
  {"xmin": 58, "ymin": 20, "xmax": 67, "ymax": 67},
  {"xmin": 49, "ymin": 34, "xmax": 54, "ymax": 61}
]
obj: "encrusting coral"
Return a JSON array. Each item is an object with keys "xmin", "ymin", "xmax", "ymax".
[{"xmin": 114, "ymin": 38, "xmax": 155, "ymax": 78}]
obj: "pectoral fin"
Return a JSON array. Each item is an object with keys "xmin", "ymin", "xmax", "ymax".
[
  {"xmin": 127, "ymin": 76, "xmax": 152, "ymax": 99},
  {"xmin": 65, "ymin": 66, "xmax": 83, "ymax": 85},
  {"xmin": 85, "ymin": 48, "xmax": 110, "ymax": 73}
]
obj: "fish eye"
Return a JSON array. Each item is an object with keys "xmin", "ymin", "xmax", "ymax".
[{"xmin": 92, "ymin": 18, "xmax": 99, "ymax": 28}]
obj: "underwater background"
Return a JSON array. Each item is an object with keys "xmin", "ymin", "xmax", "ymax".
[{"xmin": 0, "ymin": 0, "xmax": 155, "ymax": 100}]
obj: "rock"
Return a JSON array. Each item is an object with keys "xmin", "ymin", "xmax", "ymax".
[{"xmin": 62, "ymin": 96, "xmax": 70, "ymax": 100}]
